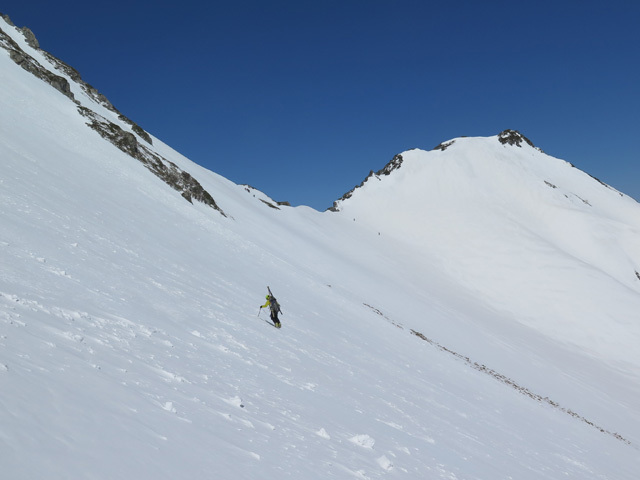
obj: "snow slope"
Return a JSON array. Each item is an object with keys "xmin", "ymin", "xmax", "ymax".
[
  {"xmin": 333, "ymin": 134, "xmax": 640, "ymax": 369},
  {"xmin": 2, "ymin": 16, "xmax": 640, "ymax": 479}
]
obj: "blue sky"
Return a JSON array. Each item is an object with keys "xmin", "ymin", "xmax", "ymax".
[{"xmin": 4, "ymin": 1, "xmax": 639, "ymax": 210}]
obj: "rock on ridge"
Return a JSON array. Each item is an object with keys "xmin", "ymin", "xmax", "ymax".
[
  {"xmin": 497, "ymin": 129, "xmax": 536, "ymax": 148},
  {"xmin": 0, "ymin": 12, "xmax": 14, "ymax": 26},
  {"xmin": 329, "ymin": 130, "xmax": 541, "ymax": 212},
  {"xmin": 20, "ymin": 26, "xmax": 39, "ymax": 49},
  {"xmin": 1, "ymin": 15, "xmax": 225, "ymax": 215},
  {"xmin": 78, "ymin": 107, "xmax": 226, "ymax": 216},
  {"xmin": 0, "ymin": 25, "xmax": 73, "ymax": 100},
  {"xmin": 0, "ymin": 17, "xmax": 153, "ymax": 146},
  {"xmin": 328, "ymin": 153, "xmax": 404, "ymax": 211}
]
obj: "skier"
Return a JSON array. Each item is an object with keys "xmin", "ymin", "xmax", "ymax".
[{"xmin": 260, "ymin": 288, "xmax": 282, "ymax": 328}]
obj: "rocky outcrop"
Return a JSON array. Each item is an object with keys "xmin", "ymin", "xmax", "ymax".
[
  {"xmin": 242, "ymin": 185, "xmax": 290, "ymax": 210},
  {"xmin": 1, "ymin": 17, "xmax": 223, "ymax": 214},
  {"xmin": 376, "ymin": 153, "xmax": 404, "ymax": 177},
  {"xmin": 0, "ymin": 12, "xmax": 14, "ymax": 26},
  {"xmin": 0, "ymin": 27, "xmax": 74, "ymax": 100},
  {"xmin": 78, "ymin": 107, "xmax": 226, "ymax": 216},
  {"xmin": 497, "ymin": 129, "xmax": 536, "ymax": 148},
  {"xmin": 0, "ymin": 18, "xmax": 152, "ymax": 146},
  {"xmin": 432, "ymin": 140, "xmax": 456, "ymax": 151},
  {"xmin": 328, "ymin": 154, "xmax": 405, "ymax": 212},
  {"xmin": 330, "ymin": 130, "xmax": 544, "ymax": 212},
  {"xmin": 20, "ymin": 26, "xmax": 38, "ymax": 49}
]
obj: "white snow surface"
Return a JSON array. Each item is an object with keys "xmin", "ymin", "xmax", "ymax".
[{"xmin": 2, "ymin": 17, "xmax": 640, "ymax": 479}]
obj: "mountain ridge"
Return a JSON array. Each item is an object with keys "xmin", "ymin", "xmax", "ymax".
[
  {"xmin": 331, "ymin": 134, "xmax": 640, "ymax": 368},
  {"xmin": 330, "ymin": 129, "xmax": 543, "ymax": 212},
  {"xmin": 0, "ymin": 14, "xmax": 228, "ymax": 216}
]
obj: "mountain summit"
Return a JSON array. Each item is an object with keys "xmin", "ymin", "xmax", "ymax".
[
  {"xmin": 2, "ymin": 14, "xmax": 640, "ymax": 480},
  {"xmin": 496, "ymin": 128, "xmax": 537, "ymax": 148},
  {"xmin": 332, "ymin": 131, "xmax": 640, "ymax": 367}
]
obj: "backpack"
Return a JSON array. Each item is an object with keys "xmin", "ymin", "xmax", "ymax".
[{"xmin": 270, "ymin": 295, "xmax": 281, "ymax": 314}]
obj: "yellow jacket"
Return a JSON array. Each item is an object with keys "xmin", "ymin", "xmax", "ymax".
[{"xmin": 261, "ymin": 295, "xmax": 281, "ymax": 314}]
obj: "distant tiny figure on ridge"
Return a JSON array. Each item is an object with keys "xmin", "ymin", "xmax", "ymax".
[{"xmin": 260, "ymin": 286, "xmax": 282, "ymax": 328}]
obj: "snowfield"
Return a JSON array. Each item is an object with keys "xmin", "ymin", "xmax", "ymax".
[{"xmin": 1, "ymin": 16, "xmax": 640, "ymax": 479}]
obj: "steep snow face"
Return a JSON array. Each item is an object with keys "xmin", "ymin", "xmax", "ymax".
[
  {"xmin": 334, "ymin": 136, "xmax": 640, "ymax": 368},
  {"xmin": 2, "ymin": 15, "xmax": 640, "ymax": 480}
]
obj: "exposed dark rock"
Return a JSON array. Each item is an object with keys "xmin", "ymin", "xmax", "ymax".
[
  {"xmin": 376, "ymin": 153, "xmax": 404, "ymax": 176},
  {"xmin": 83, "ymin": 83, "xmax": 116, "ymax": 110},
  {"xmin": 1, "ymin": 25, "xmax": 74, "ymax": 100},
  {"xmin": 2, "ymin": 19, "xmax": 220, "ymax": 215},
  {"xmin": 1, "ymin": 12, "xmax": 15, "ymax": 26},
  {"xmin": 130, "ymin": 123, "xmax": 153, "ymax": 145},
  {"xmin": 587, "ymin": 173, "xmax": 607, "ymax": 187},
  {"xmin": 48, "ymin": 72, "xmax": 72, "ymax": 97},
  {"xmin": 328, "ymin": 154, "xmax": 404, "ymax": 212},
  {"xmin": 241, "ymin": 185, "xmax": 289, "ymax": 209},
  {"xmin": 260, "ymin": 199, "xmax": 280, "ymax": 210},
  {"xmin": 42, "ymin": 50, "xmax": 131, "ymax": 125},
  {"xmin": 78, "ymin": 107, "xmax": 225, "ymax": 216},
  {"xmin": 41, "ymin": 51, "xmax": 116, "ymax": 110},
  {"xmin": 78, "ymin": 107, "xmax": 138, "ymax": 155},
  {"xmin": 40, "ymin": 50, "xmax": 152, "ymax": 145},
  {"xmin": 1, "ymin": 20, "xmax": 153, "ymax": 146},
  {"xmin": 432, "ymin": 140, "xmax": 455, "ymax": 151},
  {"xmin": 498, "ymin": 129, "xmax": 535, "ymax": 148},
  {"xmin": 3, "ymin": 38, "xmax": 74, "ymax": 100},
  {"xmin": 330, "ymin": 130, "xmax": 543, "ymax": 211},
  {"xmin": 327, "ymin": 173, "xmax": 371, "ymax": 212},
  {"xmin": 363, "ymin": 303, "xmax": 404, "ymax": 329},
  {"xmin": 41, "ymin": 51, "xmax": 83, "ymax": 82},
  {"xmin": 175, "ymin": 171, "xmax": 221, "ymax": 209},
  {"xmin": 20, "ymin": 26, "xmax": 39, "ymax": 49}
]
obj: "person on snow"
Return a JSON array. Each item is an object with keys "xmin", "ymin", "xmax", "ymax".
[{"xmin": 260, "ymin": 291, "xmax": 282, "ymax": 328}]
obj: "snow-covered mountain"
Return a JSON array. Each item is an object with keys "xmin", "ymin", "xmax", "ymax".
[
  {"xmin": 332, "ymin": 130, "xmax": 640, "ymax": 368},
  {"xmin": 2, "ymin": 14, "xmax": 640, "ymax": 480}
]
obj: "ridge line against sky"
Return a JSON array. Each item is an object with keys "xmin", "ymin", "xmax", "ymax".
[{"xmin": 3, "ymin": 0, "xmax": 639, "ymax": 210}]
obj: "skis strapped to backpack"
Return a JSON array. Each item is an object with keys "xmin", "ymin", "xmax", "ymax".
[{"xmin": 267, "ymin": 286, "xmax": 281, "ymax": 314}]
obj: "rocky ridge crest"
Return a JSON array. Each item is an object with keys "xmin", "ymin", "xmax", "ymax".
[{"xmin": 0, "ymin": 13, "xmax": 225, "ymax": 216}]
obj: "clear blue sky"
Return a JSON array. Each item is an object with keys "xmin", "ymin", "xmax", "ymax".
[{"xmin": 4, "ymin": 1, "xmax": 639, "ymax": 210}]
